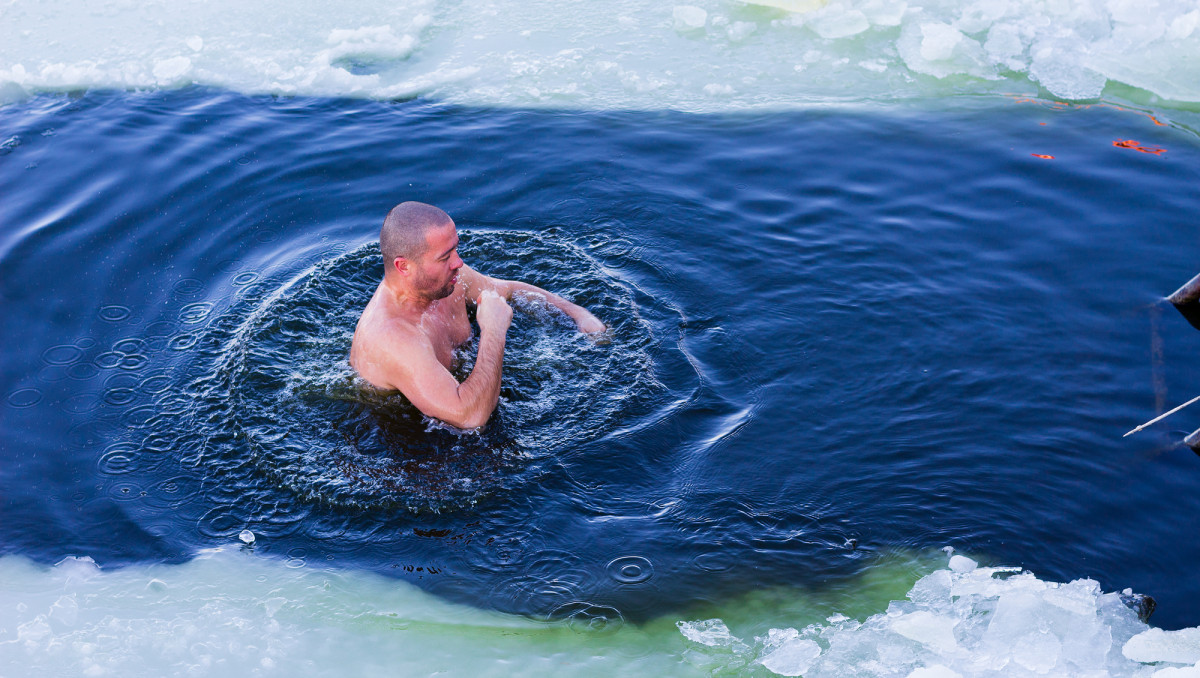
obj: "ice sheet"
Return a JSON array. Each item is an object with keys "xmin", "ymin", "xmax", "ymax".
[{"xmin": 2, "ymin": 0, "xmax": 1199, "ymax": 109}]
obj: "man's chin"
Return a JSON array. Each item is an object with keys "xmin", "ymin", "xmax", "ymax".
[{"xmin": 423, "ymin": 282, "xmax": 455, "ymax": 302}]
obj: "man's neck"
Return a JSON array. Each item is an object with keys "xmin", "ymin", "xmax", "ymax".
[{"xmin": 382, "ymin": 276, "xmax": 436, "ymax": 322}]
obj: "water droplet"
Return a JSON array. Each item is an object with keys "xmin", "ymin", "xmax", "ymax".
[
  {"xmin": 7, "ymin": 388, "xmax": 43, "ymax": 408},
  {"xmin": 606, "ymin": 555, "xmax": 654, "ymax": 584},
  {"xmin": 172, "ymin": 279, "xmax": 204, "ymax": 298},
  {"xmin": 66, "ymin": 363, "xmax": 100, "ymax": 380},
  {"xmin": 168, "ymin": 333, "xmax": 198, "ymax": 351},
  {"xmin": 98, "ymin": 305, "xmax": 131, "ymax": 322},
  {"xmin": 94, "ymin": 351, "xmax": 124, "ymax": 368},
  {"xmin": 98, "ymin": 445, "xmax": 138, "ymax": 475},
  {"xmin": 139, "ymin": 374, "xmax": 172, "ymax": 394},
  {"xmin": 61, "ymin": 392, "xmax": 104, "ymax": 413},
  {"xmin": 103, "ymin": 388, "xmax": 137, "ymax": 406},
  {"xmin": 112, "ymin": 338, "xmax": 146, "ymax": 355},
  {"xmin": 143, "ymin": 321, "xmax": 178, "ymax": 338},
  {"xmin": 42, "ymin": 344, "xmax": 83, "ymax": 365},
  {"xmin": 179, "ymin": 302, "xmax": 213, "ymax": 324}
]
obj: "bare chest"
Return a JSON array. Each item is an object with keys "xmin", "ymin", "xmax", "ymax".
[{"xmin": 422, "ymin": 297, "xmax": 474, "ymax": 369}]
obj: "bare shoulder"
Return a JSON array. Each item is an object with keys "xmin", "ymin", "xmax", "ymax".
[{"xmin": 350, "ymin": 312, "xmax": 430, "ymax": 392}]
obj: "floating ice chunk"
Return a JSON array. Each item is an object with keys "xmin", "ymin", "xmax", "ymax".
[
  {"xmin": 757, "ymin": 629, "xmax": 821, "ymax": 676},
  {"xmin": 908, "ymin": 569, "xmax": 952, "ymax": 606},
  {"xmin": 861, "ymin": 0, "xmax": 907, "ymax": 27},
  {"xmin": 1124, "ymin": 627, "xmax": 1200, "ymax": 664},
  {"xmin": 948, "ymin": 555, "xmax": 976, "ymax": 573},
  {"xmin": 954, "ymin": 0, "xmax": 1010, "ymax": 35},
  {"xmin": 1061, "ymin": 616, "xmax": 1112, "ymax": 672},
  {"xmin": 897, "ymin": 21, "xmax": 993, "ymax": 79},
  {"xmin": 672, "ymin": 6, "xmax": 708, "ymax": 32},
  {"xmin": 984, "ymin": 23, "xmax": 1027, "ymax": 71},
  {"xmin": 1083, "ymin": 40, "xmax": 1200, "ymax": 103},
  {"xmin": 744, "ymin": 0, "xmax": 828, "ymax": 13},
  {"xmin": 54, "ymin": 555, "xmax": 101, "ymax": 582},
  {"xmin": 48, "ymin": 594, "xmax": 80, "ymax": 627},
  {"xmin": 703, "ymin": 83, "xmax": 735, "ymax": 96},
  {"xmin": 810, "ymin": 7, "xmax": 870, "ymax": 39},
  {"xmin": 263, "ymin": 596, "xmax": 288, "ymax": 617},
  {"xmin": 907, "ymin": 666, "xmax": 962, "ymax": 678},
  {"xmin": 239, "ymin": 529, "xmax": 255, "ymax": 545},
  {"xmin": 949, "ymin": 566, "xmax": 1025, "ymax": 598},
  {"xmin": 984, "ymin": 590, "xmax": 1044, "ymax": 643},
  {"xmin": 17, "ymin": 617, "xmax": 53, "ymax": 646},
  {"xmin": 1167, "ymin": 11, "xmax": 1200, "ymax": 40},
  {"xmin": 891, "ymin": 611, "xmax": 959, "ymax": 654},
  {"xmin": 186, "ymin": 36, "xmax": 203, "ymax": 52},
  {"xmin": 323, "ymin": 25, "xmax": 417, "ymax": 62},
  {"xmin": 152, "ymin": 56, "xmax": 192, "ymax": 84},
  {"xmin": 727, "ymin": 21, "xmax": 757, "ymax": 41},
  {"xmin": 1013, "ymin": 630, "xmax": 1062, "ymax": 673},
  {"xmin": 678, "ymin": 619, "xmax": 744, "ymax": 649},
  {"xmin": 1029, "ymin": 42, "xmax": 1106, "ymax": 100},
  {"xmin": 919, "ymin": 23, "xmax": 964, "ymax": 62},
  {"xmin": 1044, "ymin": 579, "xmax": 1100, "ymax": 616}
]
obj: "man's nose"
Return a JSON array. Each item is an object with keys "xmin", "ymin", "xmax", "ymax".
[{"xmin": 451, "ymin": 253, "xmax": 464, "ymax": 270}]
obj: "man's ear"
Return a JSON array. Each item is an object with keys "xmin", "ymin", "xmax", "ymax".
[{"xmin": 392, "ymin": 256, "xmax": 409, "ymax": 276}]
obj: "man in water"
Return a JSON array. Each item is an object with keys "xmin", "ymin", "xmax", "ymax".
[{"xmin": 350, "ymin": 202, "xmax": 606, "ymax": 429}]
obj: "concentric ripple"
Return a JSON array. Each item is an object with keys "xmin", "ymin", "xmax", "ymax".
[{"xmin": 174, "ymin": 230, "xmax": 668, "ymax": 513}]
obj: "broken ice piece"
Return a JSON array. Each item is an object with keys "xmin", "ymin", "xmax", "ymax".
[{"xmin": 239, "ymin": 529, "xmax": 255, "ymax": 545}]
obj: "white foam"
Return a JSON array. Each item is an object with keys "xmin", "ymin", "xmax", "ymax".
[
  {"xmin": 680, "ymin": 553, "xmax": 1200, "ymax": 677},
  {"xmin": 2, "ymin": 0, "xmax": 1200, "ymax": 109}
]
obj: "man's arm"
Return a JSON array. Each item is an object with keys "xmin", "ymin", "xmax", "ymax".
[
  {"xmin": 379, "ymin": 290, "xmax": 513, "ymax": 429},
  {"xmin": 458, "ymin": 265, "xmax": 606, "ymax": 333}
]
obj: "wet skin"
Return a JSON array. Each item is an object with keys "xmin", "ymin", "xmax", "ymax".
[{"xmin": 350, "ymin": 221, "xmax": 605, "ymax": 428}]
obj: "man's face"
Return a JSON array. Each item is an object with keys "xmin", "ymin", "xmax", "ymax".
[{"xmin": 411, "ymin": 222, "xmax": 463, "ymax": 301}]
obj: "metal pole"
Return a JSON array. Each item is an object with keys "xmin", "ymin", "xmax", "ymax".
[
  {"xmin": 1167, "ymin": 271, "xmax": 1200, "ymax": 305},
  {"xmin": 1186, "ymin": 428, "xmax": 1200, "ymax": 452}
]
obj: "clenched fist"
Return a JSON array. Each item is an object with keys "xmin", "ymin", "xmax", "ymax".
[{"xmin": 477, "ymin": 289, "xmax": 513, "ymax": 335}]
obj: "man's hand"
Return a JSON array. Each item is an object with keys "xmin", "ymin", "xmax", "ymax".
[{"xmin": 477, "ymin": 289, "xmax": 513, "ymax": 335}]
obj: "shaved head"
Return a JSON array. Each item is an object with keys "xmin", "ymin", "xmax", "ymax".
[{"xmin": 380, "ymin": 201, "xmax": 453, "ymax": 269}]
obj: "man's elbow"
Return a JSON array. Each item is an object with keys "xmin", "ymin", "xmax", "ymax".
[{"xmin": 438, "ymin": 407, "xmax": 493, "ymax": 430}]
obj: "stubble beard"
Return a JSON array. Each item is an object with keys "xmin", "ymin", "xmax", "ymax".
[{"xmin": 414, "ymin": 269, "xmax": 456, "ymax": 302}]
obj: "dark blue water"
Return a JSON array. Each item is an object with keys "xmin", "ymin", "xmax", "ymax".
[{"xmin": 2, "ymin": 89, "xmax": 1198, "ymax": 630}]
